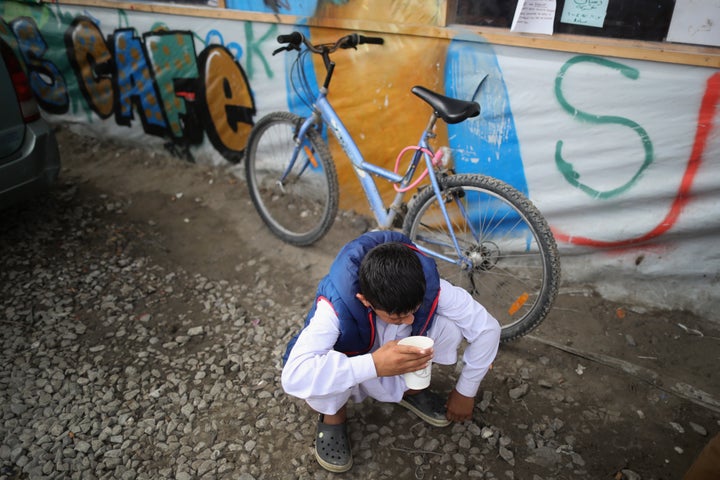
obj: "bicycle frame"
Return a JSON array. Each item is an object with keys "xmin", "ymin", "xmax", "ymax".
[
  {"xmin": 290, "ymin": 86, "xmax": 468, "ymax": 266},
  {"xmin": 250, "ymin": 34, "xmax": 560, "ymax": 342}
]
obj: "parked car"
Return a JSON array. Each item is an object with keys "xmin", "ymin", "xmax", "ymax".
[{"xmin": 0, "ymin": 39, "xmax": 60, "ymax": 209}]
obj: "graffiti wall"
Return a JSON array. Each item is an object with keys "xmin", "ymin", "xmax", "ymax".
[{"xmin": 1, "ymin": 1, "xmax": 718, "ymax": 319}]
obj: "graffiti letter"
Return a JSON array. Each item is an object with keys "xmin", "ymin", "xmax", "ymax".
[
  {"xmin": 10, "ymin": 16, "xmax": 68, "ymax": 114},
  {"xmin": 112, "ymin": 29, "xmax": 167, "ymax": 134},
  {"xmin": 554, "ymin": 56, "xmax": 653, "ymax": 199},
  {"xmin": 144, "ymin": 31, "xmax": 200, "ymax": 140},
  {"xmin": 65, "ymin": 16, "xmax": 114, "ymax": 119},
  {"xmin": 552, "ymin": 72, "xmax": 720, "ymax": 247},
  {"xmin": 198, "ymin": 44, "xmax": 256, "ymax": 162},
  {"xmin": 244, "ymin": 22, "xmax": 276, "ymax": 79}
]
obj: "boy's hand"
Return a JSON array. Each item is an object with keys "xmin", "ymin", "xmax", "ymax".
[
  {"xmin": 446, "ymin": 388, "xmax": 474, "ymax": 422},
  {"xmin": 371, "ymin": 340, "xmax": 433, "ymax": 377}
]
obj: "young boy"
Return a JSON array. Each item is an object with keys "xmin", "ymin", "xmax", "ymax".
[{"xmin": 281, "ymin": 231, "xmax": 501, "ymax": 473}]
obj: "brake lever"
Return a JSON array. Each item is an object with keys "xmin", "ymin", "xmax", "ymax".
[
  {"xmin": 273, "ymin": 44, "xmax": 302, "ymax": 56},
  {"xmin": 339, "ymin": 34, "xmax": 359, "ymax": 50}
]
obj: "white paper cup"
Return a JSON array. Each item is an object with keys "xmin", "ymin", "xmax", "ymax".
[{"xmin": 398, "ymin": 335, "xmax": 434, "ymax": 389}]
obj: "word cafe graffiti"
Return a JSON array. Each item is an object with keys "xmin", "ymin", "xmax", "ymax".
[{"xmin": 3, "ymin": 13, "xmax": 258, "ymax": 162}]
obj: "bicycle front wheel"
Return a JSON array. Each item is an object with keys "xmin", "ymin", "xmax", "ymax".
[
  {"xmin": 403, "ymin": 174, "xmax": 560, "ymax": 342},
  {"xmin": 244, "ymin": 112, "xmax": 338, "ymax": 246}
]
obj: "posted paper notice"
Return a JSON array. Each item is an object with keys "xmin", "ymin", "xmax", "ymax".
[
  {"xmin": 511, "ymin": 0, "xmax": 557, "ymax": 35},
  {"xmin": 561, "ymin": 0, "xmax": 609, "ymax": 28},
  {"xmin": 667, "ymin": 0, "xmax": 720, "ymax": 47}
]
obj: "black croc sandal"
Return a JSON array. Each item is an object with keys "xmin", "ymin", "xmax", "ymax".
[
  {"xmin": 399, "ymin": 390, "xmax": 451, "ymax": 427},
  {"xmin": 314, "ymin": 416, "xmax": 353, "ymax": 473}
]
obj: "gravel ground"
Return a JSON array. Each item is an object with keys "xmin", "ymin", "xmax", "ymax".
[
  {"xmin": 1, "ymin": 128, "xmax": 718, "ymax": 479},
  {"xmin": 2, "ymin": 182, "xmax": 544, "ymax": 479},
  {"xmin": 0, "ymin": 183, "xmax": 308, "ymax": 479}
]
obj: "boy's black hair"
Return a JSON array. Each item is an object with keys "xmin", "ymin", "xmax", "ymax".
[{"xmin": 358, "ymin": 242, "xmax": 426, "ymax": 315}]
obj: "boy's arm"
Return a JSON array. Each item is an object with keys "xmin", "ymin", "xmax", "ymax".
[
  {"xmin": 437, "ymin": 280, "xmax": 501, "ymax": 408},
  {"xmin": 281, "ymin": 299, "xmax": 378, "ymax": 399}
]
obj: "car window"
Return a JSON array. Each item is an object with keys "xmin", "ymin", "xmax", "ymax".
[{"xmin": 0, "ymin": 46, "xmax": 26, "ymax": 159}]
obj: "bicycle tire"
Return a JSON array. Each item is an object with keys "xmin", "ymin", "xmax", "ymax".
[
  {"xmin": 403, "ymin": 174, "xmax": 560, "ymax": 342},
  {"xmin": 244, "ymin": 112, "xmax": 339, "ymax": 246}
]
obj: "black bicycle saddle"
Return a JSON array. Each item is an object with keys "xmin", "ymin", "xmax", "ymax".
[{"xmin": 411, "ymin": 86, "xmax": 480, "ymax": 124}]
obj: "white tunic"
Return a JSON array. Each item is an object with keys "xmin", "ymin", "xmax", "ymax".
[{"xmin": 281, "ymin": 279, "xmax": 501, "ymax": 415}]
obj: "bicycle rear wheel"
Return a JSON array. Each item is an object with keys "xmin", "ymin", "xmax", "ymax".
[
  {"xmin": 403, "ymin": 174, "xmax": 560, "ymax": 342},
  {"xmin": 244, "ymin": 112, "xmax": 338, "ymax": 246}
]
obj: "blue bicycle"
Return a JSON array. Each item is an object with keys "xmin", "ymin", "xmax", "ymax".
[{"xmin": 244, "ymin": 32, "xmax": 560, "ymax": 341}]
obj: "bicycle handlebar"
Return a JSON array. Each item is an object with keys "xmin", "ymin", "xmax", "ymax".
[
  {"xmin": 276, "ymin": 32, "xmax": 303, "ymax": 47},
  {"xmin": 273, "ymin": 32, "xmax": 384, "ymax": 55},
  {"xmin": 350, "ymin": 34, "xmax": 384, "ymax": 46}
]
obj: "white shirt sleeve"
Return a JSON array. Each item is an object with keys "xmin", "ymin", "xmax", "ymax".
[
  {"xmin": 281, "ymin": 299, "xmax": 379, "ymax": 400},
  {"xmin": 436, "ymin": 279, "xmax": 501, "ymax": 398}
]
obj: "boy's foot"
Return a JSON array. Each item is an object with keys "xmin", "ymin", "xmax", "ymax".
[
  {"xmin": 399, "ymin": 390, "xmax": 451, "ymax": 427},
  {"xmin": 315, "ymin": 416, "xmax": 353, "ymax": 473}
]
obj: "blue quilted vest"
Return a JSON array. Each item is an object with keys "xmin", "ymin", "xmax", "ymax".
[{"xmin": 283, "ymin": 231, "xmax": 440, "ymax": 362}]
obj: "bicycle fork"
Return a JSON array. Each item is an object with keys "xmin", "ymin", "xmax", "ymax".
[{"xmin": 277, "ymin": 113, "xmax": 323, "ymax": 190}]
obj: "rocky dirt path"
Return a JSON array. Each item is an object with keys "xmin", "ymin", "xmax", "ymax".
[{"xmin": 0, "ymin": 125, "xmax": 717, "ymax": 479}]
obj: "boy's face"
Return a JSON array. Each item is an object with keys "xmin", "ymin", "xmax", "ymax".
[
  {"xmin": 356, "ymin": 293, "xmax": 419, "ymax": 326},
  {"xmin": 373, "ymin": 308, "xmax": 416, "ymax": 326}
]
